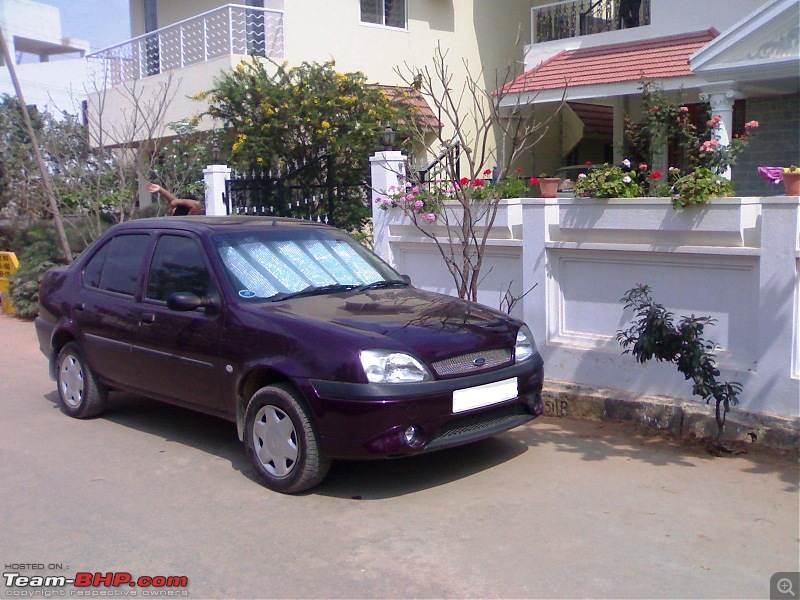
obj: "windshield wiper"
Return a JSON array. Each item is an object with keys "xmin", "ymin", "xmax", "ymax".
[
  {"xmin": 271, "ymin": 284, "xmax": 357, "ymax": 302},
  {"xmin": 356, "ymin": 279, "xmax": 409, "ymax": 292}
]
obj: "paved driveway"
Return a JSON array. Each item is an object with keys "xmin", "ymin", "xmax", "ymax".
[{"xmin": 1, "ymin": 314, "xmax": 798, "ymax": 599}]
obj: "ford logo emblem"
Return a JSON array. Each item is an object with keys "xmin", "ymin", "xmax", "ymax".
[{"xmin": 473, "ymin": 357, "xmax": 487, "ymax": 367}]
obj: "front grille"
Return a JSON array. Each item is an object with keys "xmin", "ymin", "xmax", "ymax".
[
  {"xmin": 431, "ymin": 348, "xmax": 512, "ymax": 377},
  {"xmin": 437, "ymin": 403, "xmax": 528, "ymax": 439}
]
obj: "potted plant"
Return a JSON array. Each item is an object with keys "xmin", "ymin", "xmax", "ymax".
[
  {"xmin": 530, "ymin": 174, "xmax": 560, "ymax": 198},
  {"xmin": 783, "ymin": 166, "xmax": 800, "ymax": 196}
]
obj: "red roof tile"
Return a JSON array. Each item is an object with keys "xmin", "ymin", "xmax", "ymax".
[{"xmin": 501, "ymin": 29, "xmax": 718, "ymax": 95}]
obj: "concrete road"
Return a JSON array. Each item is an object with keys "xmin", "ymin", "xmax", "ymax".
[{"xmin": 1, "ymin": 314, "xmax": 798, "ymax": 599}]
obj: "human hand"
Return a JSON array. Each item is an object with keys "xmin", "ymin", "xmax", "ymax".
[{"xmin": 147, "ymin": 183, "xmax": 162, "ymax": 194}]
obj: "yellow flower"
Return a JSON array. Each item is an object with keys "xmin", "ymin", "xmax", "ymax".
[
  {"xmin": 256, "ymin": 157, "xmax": 264, "ymax": 163},
  {"xmin": 321, "ymin": 121, "xmax": 331, "ymax": 129}
]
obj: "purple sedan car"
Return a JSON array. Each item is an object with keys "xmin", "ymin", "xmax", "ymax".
[{"xmin": 35, "ymin": 217, "xmax": 544, "ymax": 493}]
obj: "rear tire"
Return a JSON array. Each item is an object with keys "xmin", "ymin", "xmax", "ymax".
[
  {"xmin": 56, "ymin": 342, "xmax": 108, "ymax": 419},
  {"xmin": 244, "ymin": 383, "xmax": 330, "ymax": 493}
]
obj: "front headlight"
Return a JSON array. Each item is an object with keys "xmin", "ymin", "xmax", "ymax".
[
  {"xmin": 515, "ymin": 324, "xmax": 536, "ymax": 363},
  {"xmin": 360, "ymin": 350, "xmax": 432, "ymax": 383}
]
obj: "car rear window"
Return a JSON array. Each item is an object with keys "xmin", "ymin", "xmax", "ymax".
[{"xmin": 84, "ymin": 234, "xmax": 150, "ymax": 296}]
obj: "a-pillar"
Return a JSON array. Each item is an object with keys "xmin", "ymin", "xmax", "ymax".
[
  {"xmin": 203, "ymin": 163, "xmax": 232, "ymax": 216},
  {"xmin": 370, "ymin": 150, "xmax": 406, "ymax": 268},
  {"xmin": 702, "ymin": 84, "xmax": 742, "ymax": 180}
]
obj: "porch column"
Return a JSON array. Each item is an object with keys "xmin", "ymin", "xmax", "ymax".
[
  {"xmin": 370, "ymin": 150, "xmax": 406, "ymax": 268},
  {"xmin": 612, "ymin": 97, "xmax": 625, "ymax": 165},
  {"xmin": 203, "ymin": 163, "xmax": 232, "ymax": 216},
  {"xmin": 702, "ymin": 84, "xmax": 742, "ymax": 180}
]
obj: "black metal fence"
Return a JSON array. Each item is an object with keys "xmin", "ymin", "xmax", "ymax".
[
  {"xmin": 224, "ymin": 160, "xmax": 370, "ymax": 227},
  {"xmin": 533, "ymin": 0, "xmax": 651, "ymax": 43},
  {"xmin": 414, "ymin": 141, "xmax": 461, "ymax": 193}
]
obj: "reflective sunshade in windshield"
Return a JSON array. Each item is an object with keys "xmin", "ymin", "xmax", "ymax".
[{"xmin": 214, "ymin": 229, "xmax": 392, "ymax": 300}]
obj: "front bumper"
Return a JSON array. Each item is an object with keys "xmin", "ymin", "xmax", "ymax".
[{"xmin": 305, "ymin": 352, "xmax": 544, "ymax": 459}]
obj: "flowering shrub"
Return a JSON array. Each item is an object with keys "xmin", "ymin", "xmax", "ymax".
[
  {"xmin": 572, "ymin": 159, "xmax": 646, "ymax": 198},
  {"xmin": 375, "ymin": 169, "xmax": 530, "ymax": 222},
  {"xmin": 576, "ymin": 82, "xmax": 759, "ymax": 207}
]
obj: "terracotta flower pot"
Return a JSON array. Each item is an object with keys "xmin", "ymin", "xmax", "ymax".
[
  {"xmin": 783, "ymin": 172, "xmax": 800, "ymax": 196},
  {"xmin": 539, "ymin": 177, "xmax": 560, "ymax": 198}
]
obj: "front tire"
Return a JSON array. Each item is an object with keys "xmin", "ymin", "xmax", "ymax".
[
  {"xmin": 244, "ymin": 383, "xmax": 330, "ymax": 493},
  {"xmin": 56, "ymin": 342, "xmax": 108, "ymax": 418}
]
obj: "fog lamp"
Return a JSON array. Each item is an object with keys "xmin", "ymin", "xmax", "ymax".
[{"xmin": 404, "ymin": 426, "xmax": 420, "ymax": 446}]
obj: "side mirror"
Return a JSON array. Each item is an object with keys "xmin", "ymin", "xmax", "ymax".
[
  {"xmin": 167, "ymin": 292, "xmax": 217, "ymax": 313},
  {"xmin": 401, "ymin": 274, "xmax": 412, "ymax": 285}
]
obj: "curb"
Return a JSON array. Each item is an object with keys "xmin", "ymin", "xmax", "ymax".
[{"xmin": 542, "ymin": 380, "xmax": 800, "ymax": 453}]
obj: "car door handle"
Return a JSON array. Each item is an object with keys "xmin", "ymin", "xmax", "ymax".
[
  {"xmin": 140, "ymin": 313, "xmax": 155, "ymax": 325},
  {"xmin": 74, "ymin": 302, "xmax": 85, "ymax": 311}
]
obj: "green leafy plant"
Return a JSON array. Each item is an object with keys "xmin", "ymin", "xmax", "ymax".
[
  {"xmin": 667, "ymin": 167, "xmax": 734, "ymax": 208},
  {"xmin": 572, "ymin": 161, "xmax": 645, "ymax": 198},
  {"xmin": 617, "ymin": 284, "xmax": 742, "ymax": 441},
  {"xmin": 203, "ymin": 58, "xmax": 415, "ymax": 233}
]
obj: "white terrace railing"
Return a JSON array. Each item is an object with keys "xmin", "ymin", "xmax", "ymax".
[
  {"xmin": 86, "ymin": 4, "xmax": 284, "ymax": 87},
  {"xmin": 531, "ymin": 0, "xmax": 650, "ymax": 43}
]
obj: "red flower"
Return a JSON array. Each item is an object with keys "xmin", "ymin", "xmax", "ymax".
[
  {"xmin": 515, "ymin": 167, "xmax": 523, "ymax": 174},
  {"xmin": 585, "ymin": 161, "xmax": 592, "ymax": 166},
  {"xmin": 745, "ymin": 120, "xmax": 759, "ymax": 130},
  {"xmin": 474, "ymin": 178, "xmax": 484, "ymax": 187},
  {"xmin": 649, "ymin": 171, "xmax": 662, "ymax": 180},
  {"xmin": 459, "ymin": 177, "xmax": 470, "ymax": 186},
  {"xmin": 529, "ymin": 177, "xmax": 539, "ymax": 185},
  {"xmin": 483, "ymin": 169, "xmax": 492, "ymax": 176}
]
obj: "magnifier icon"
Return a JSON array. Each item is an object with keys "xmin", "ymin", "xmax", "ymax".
[{"xmin": 778, "ymin": 578, "xmax": 796, "ymax": 597}]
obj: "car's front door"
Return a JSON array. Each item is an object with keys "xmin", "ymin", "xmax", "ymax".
[{"xmin": 131, "ymin": 233, "xmax": 226, "ymax": 412}]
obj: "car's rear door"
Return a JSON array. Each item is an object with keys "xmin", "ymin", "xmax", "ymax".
[
  {"xmin": 75, "ymin": 232, "xmax": 152, "ymax": 389},
  {"xmin": 130, "ymin": 232, "xmax": 225, "ymax": 412}
]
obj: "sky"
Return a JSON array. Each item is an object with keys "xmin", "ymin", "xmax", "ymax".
[{"xmin": 42, "ymin": 0, "xmax": 131, "ymax": 53}]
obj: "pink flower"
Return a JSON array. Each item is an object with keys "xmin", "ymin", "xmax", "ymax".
[
  {"xmin": 745, "ymin": 120, "xmax": 759, "ymax": 130},
  {"xmin": 578, "ymin": 173, "xmax": 587, "ymax": 179},
  {"xmin": 375, "ymin": 197, "xmax": 385, "ymax": 204},
  {"xmin": 529, "ymin": 177, "xmax": 539, "ymax": 185},
  {"xmin": 700, "ymin": 139, "xmax": 720, "ymax": 152},
  {"xmin": 638, "ymin": 163, "xmax": 648, "ymax": 170},
  {"xmin": 707, "ymin": 116, "xmax": 722, "ymax": 128},
  {"xmin": 679, "ymin": 106, "xmax": 689, "ymax": 112},
  {"xmin": 424, "ymin": 213, "xmax": 436, "ymax": 222},
  {"xmin": 650, "ymin": 171, "xmax": 662, "ymax": 180},
  {"xmin": 413, "ymin": 200, "xmax": 424, "ymax": 209},
  {"xmin": 622, "ymin": 176, "xmax": 632, "ymax": 184}
]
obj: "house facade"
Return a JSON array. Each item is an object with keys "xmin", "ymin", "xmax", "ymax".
[
  {"xmin": 87, "ymin": 0, "xmax": 536, "ymax": 169},
  {"xmin": 503, "ymin": 0, "xmax": 800, "ymax": 195},
  {"xmin": 0, "ymin": 0, "xmax": 91, "ymax": 115}
]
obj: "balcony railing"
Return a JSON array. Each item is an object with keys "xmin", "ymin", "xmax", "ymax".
[
  {"xmin": 87, "ymin": 4, "xmax": 284, "ymax": 87},
  {"xmin": 532, "ymin": 0, "xmax": 650, "ymax": 43}
]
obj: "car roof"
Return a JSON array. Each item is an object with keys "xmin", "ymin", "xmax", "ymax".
[{"xmin": 111, "ymin": 216, "xmax": 334, "ymax": 235}]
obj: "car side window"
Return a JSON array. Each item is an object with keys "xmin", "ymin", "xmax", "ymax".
[
  {"xmin": 146, "ymin": 235, "xmax": 211, "ymax": 302},
  {"xmin": 82, "ymin": 241, "xmax": 111, "ymax": 288},
  {"xmin": 85, "ymin": 234, "xmax": 150, "ymax": 296}
]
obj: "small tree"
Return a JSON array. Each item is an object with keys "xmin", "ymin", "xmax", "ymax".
[
  {"xmin": 381, "ymin": 44, "xmax": 558, "ymax": 301},
  {"xmin": 202, "ymin": 58, "xmax": 415, "ymax": 232},
  {"xmin": 617, "ymin": 284, "xmax": 743, "ymax": 442}
]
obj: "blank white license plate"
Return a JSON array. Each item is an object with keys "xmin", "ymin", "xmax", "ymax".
[{"xmin": 452, "ymin": 377, "xmax": 518, "ymax": 414}]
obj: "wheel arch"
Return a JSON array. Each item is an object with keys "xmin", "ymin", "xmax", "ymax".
[{"xmin": 235, "ymin": 366, "xmax": 293, "ymax": 442}]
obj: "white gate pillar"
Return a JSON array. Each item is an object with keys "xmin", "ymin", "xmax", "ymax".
[
  {"xmin": 203, "ymin": 163, "xmax": 232, "ymax": 216},
  {"xmin": 370, "ymin": 150, "xmax": 406, "ymax": 267}
]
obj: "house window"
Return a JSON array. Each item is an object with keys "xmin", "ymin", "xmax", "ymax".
[{"xmin": 360, "ymin": 0, "xmax": 406, "ymax": 29}]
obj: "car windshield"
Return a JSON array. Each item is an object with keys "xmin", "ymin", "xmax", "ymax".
[{"xmin": 212, "ymin": 227, "xmax": 402, "ymax": 301}]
